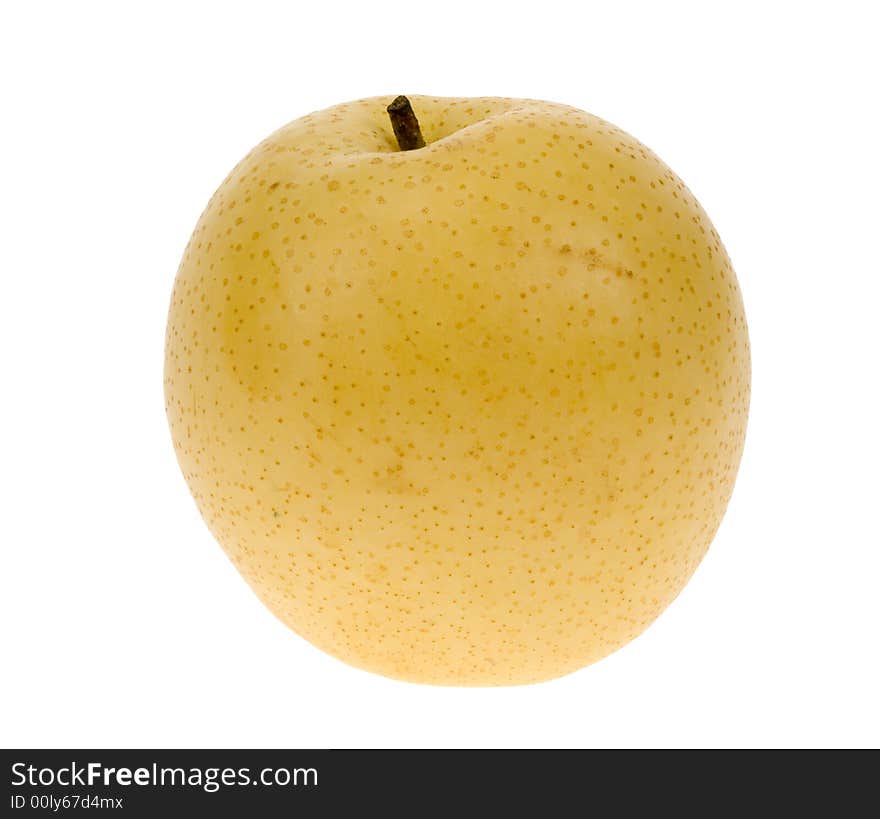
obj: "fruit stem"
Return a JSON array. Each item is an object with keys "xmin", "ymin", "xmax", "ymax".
[{"xmin": 387, "ymin": 95, "xmax": 426, "ymax": 151}]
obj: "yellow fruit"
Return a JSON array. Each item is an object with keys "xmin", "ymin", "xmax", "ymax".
[{"xmin": 164, "ymin": 95, "xmax": 750, "ymax": 685}]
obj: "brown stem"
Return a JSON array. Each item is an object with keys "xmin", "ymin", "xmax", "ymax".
[{"xmin": 387, "ymin": 95, "xmax": 426, "ymax": 151}]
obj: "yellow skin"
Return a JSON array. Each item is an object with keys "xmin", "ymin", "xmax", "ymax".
[{"xmin": 165, "ymin": 96, "xmax": 750, "ymax": 685}]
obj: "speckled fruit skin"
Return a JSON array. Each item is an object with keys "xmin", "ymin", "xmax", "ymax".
[{"xmin": 164, "ymin": 96, "xmax": 750, "ymax": 685}]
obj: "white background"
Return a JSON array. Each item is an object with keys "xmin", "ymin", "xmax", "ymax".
[{"xmin": 2, "ymin": 1, "xmax": 878, "ymax": 749}]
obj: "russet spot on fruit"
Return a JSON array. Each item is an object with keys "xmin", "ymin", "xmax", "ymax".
[{"xmin": 164, "ymin": 95, "xmax": 750, "ymax": 685}]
